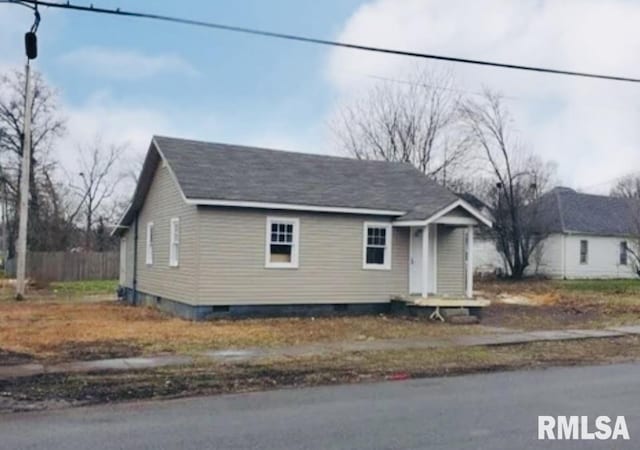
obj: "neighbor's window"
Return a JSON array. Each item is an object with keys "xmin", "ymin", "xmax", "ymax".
[
  {"xmin": 169, "ymin": 218, "xmax": 180, "ymax": 267},
  {"xmin": 363, "ymin": 222, "xmax": 392, "ymax": 270},
  {"xmin": 579, "ymin": 239, "xmax": 588, "ymax": 264},
  {"xmin": 620, "ymin": 241, "xmax": 628, "ymax": 265},
  {"xmin": 265, "ymin": 217, "xmax": 299, "ymax": 268},
  {"xmin": 146, "ymin": 222, "xmax": 154, "ymax": 265}
]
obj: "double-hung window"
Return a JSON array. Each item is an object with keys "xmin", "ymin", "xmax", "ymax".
[
  {"xmin": 169, "ymin": 218, "xmax": 180, "ymax": 267},
  {"xmin": 146, "ymin": 222, "xmax": 154, "ymax": 265},
  {"xmin": 579, "ymin": 239, "xmax": 588, "ymax": 265},
  {"xmin": 363, "ymin": 222, "xmax": 392, "ymax": 270},
  {"xmin": 265, "ymin": 217, "xmax": 299, "ymax": 268},
  {"xmin": 620, "ymin": 241, "xmax": 628, "ymax": 266}
]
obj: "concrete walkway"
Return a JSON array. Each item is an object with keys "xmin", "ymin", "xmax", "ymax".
[{"xmin": 2, "ymin": 325, "xmax": 640, "ymax": 379}]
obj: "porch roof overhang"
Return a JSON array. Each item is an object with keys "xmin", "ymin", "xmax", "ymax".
[{"xmin": 392, "ymin": 199, "xmax": 492, "ymax": 228}]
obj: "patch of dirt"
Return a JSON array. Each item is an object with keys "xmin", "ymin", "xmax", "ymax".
[
  {"xmin": 45, "ymin": 340, "xmax": 144, "ymax": 363},
  {"xmin": 0, "ymin": 349, "xmax": 33, "ymax": 366},
  {"xmin": 481, "ymin": 302, "xmax": 601, "ymax": 330}
]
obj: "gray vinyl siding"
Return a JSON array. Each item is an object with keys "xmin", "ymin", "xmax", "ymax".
[
  {"xmin": 121, "ymin": 229, "xmax": 135, "ymax": 288},
  {"xmin": 134, "ymin": 162, "xmax": 199, "ymax": 304},
  {"xmin": 195, "ymin": 207, "xmax": 409, "ymax": 305},
  {"xmin": 436, "ymin": 225, "xmax": 465, "ymax": 296}
]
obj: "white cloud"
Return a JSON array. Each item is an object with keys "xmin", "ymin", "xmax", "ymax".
[
  {"xmin": 326, "ymin": 0, "xmax": 640, "ymax": 192},
  {"xmin": 59, "ymin": 47, "xmax": 199, "ymax": 80}
]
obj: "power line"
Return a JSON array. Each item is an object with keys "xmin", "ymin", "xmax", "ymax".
[{"xmin": 4, "ymin": 0, "xmax": 640, "ymax": 84}]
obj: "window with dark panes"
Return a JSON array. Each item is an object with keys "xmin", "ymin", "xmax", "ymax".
[
  {"xmin": 366, "ymin": 226, "xmax": 387, "ymax": 265},
  {"xmin": 579, "ymin": 240, "xmax": 588, "ymax": 264},
  {"xmin": 620, "ymin": 241, "xmax": 628, "ymax": 265},
  {"xmin": 270, "ymin": 222, "xmax": 294, "ymax": 263}
]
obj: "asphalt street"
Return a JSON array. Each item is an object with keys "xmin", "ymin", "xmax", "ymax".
[{"xmin": 1, "ymin": 363, "xmax": 639, "ymax": 449}]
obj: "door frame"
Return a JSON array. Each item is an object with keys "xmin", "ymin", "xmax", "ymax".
[{"xmin": 409, "ymin": 225, "xmax": 438, "ymax": 295}]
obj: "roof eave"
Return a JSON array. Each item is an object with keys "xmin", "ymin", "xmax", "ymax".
[{"xmin": 393, "ymin": 199, "xmax": 493, "ymax": 227}]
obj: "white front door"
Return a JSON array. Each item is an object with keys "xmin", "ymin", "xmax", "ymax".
[
  {"xmin": 410, "ymin": 228, "xmax": 423, "ymax": 294},
  {"xmin": 409, "ymin": 226, "xmax": 437, "ymax": 295}
]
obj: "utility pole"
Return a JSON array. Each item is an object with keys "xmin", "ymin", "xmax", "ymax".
[{"xmin": 15, "ymin": 14, "xmax": 39, "ymax": 300}]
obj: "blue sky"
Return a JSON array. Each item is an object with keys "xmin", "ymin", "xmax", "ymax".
[
  {"xmin": 23, "ymin": 0, "xmax": 363, "ymax": 152},
  {"xmin": 1, "ymin": 0, "xmax": 639, "ymax": 192}
]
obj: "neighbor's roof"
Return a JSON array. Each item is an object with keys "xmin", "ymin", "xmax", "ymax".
[
  {"xmin": 535, "ymin": 187, "xmax": 639, "ymax": 236},
  {"xmin": 116, "ymin": 136, "xmax": 473, "ymax": 230}
]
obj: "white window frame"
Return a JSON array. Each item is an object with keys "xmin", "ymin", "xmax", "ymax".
[
  {"xmin": 363, "ymin": 222, "xmax": 392, "ymax": 270},
  {"xmin": 169, "ymin": 217, "xmax": 180, "ymax": 267},
  {"xmin": 146, "ymin": 222, "xmax": 154, "ymax": 266},
  {"xmin": 265, "ymin": 217, "xmax": 300, "ymax": 269}
]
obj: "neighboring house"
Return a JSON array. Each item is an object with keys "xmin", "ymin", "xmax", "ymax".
[
  {"xmin": 114, "ymin": 136, "xmax": 491, "ymax": 319},
  {"xmin": 472, "ymin": 187, "xmax": 640, "ymax": 279}
]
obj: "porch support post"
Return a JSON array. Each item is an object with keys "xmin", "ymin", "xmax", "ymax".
[
  {"xmin": 466, "ymin": 225, "xmax": 474, "ymax": 299},
  {"xmin": 421, "ymin": 225, "xmax": 429, "ymax": 298}
]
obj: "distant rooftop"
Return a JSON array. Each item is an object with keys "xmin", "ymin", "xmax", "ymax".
[{"xmin": 535, "ymin": 187, "xmax": 639, "ymax": 236}]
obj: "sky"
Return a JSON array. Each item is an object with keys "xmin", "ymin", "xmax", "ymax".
[{"xmin": 0, "ymin": 0, "xmax": 639, "ymax": 194}]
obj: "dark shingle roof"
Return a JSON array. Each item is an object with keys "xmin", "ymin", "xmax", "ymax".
[
  {"xmin": 153, "ymin": 135, "xmax": 458, "ymax": 218},
  {"xmin": 535, "ymin": 187, "xmax": 640, "ymax": 236}
]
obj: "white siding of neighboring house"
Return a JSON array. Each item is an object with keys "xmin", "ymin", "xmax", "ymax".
[
  {"xmin": 472, "ymin": 233, "xmax": 639, "ymax": 279},
  {"xmin": 557, "ymin": 234, "xmax": 637, "ymax": 279},
  {"xmin": 473, "ymin": 237, "xmax": 505, "ymax": 274},
  {"xmin": 527, "ymin": 234, "xmax": 564, "ymax": 277},
  {"xmin": 524, "ymin": 233, "xmax": 637, "ymax": 279}
]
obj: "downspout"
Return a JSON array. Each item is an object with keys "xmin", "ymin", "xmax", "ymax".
[{"xmin": 132, "ymin": 212, "xmax": 139, "ymax": 304}]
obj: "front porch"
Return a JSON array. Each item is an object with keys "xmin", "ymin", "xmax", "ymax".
[
  {"xmin": 392, "ymin": 199, "xmax": 492, "ymax": 313},
  {"xmin": 402, "ymin": 222, "xmax": 476, "ymax": 299}
]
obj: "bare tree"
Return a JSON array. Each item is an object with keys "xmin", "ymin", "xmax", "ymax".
[
  {"xmin": 461, "ymin": 90, "xmax": 556, "ymax": 279},
  {"xmin": 0, "ymin": 68, "xmax": 66, "ymax": 256},
  {"xmin": 330, "ymin": 67, "xmax": 471, "ymax": 185},
  {"xmin": 611, "ymin": 174, "xmax": 640, "ymax": 199},
  {"xmin": 610, "ymin": 176, "xmax": 640, "ymax": 275},
  {"xmin": 70, "ymin": 138, "xmax": 125, "ymax": 250}
]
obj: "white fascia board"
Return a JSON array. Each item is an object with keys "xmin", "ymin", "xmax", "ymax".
[
  {"xmin": 393, "ymin": 199, "xmax": 493, "ymax": 228},
  {"xmin": 110, "ymin": 203, "xmax": 133, "ymax": 237},
  {"xmin": 152, "ymin": 137, "xmax": 192, "ymax": 205},
  {"xmin": 456, "ymin": 198, "xmax": 493, "ymax": 227},
  {"xmin": 185, "ymin": 198, "xmax": 405, "ymax": 216},
  {"xmin": 111, "ymin": 138, "xmax": 187, "ymax": 237}
]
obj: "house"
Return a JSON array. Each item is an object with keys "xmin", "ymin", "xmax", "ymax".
[
  {"xmin": 473, "ymin": 187, "xmax": 640, "ymax": 279},
  {"xmin": 114, "ymin": 136, "xmax": 491, "ymax": 319}
]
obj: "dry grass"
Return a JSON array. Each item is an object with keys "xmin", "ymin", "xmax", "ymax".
[
  {"xmin": 3, "ymin": 278, "xmax": 638, "ymax": 363},
  {"xmin": 477, "ymin": 278, "xmax": 640, "ymax": 330},
  {"xmin": 0, "ymin": 300, "xmax": 486, "ymax": 361}
]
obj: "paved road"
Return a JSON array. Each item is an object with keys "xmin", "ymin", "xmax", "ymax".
[{"xmin": 2, "ymin": 363, "xmax": 638, "ymax": 449}]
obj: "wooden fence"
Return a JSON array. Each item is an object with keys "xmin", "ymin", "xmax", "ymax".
[{"xmin": 6, "ymin": 251, "xmax": 119, "ymax": 282}]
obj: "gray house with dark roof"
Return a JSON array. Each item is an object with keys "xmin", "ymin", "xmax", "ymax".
[
  {"xmin": 115, "ymin": 136, "xmax": 491, "ymax": 319},
  {"xmin": 474, "ymin": 187, "xmax": 640, "ymax": 279}
]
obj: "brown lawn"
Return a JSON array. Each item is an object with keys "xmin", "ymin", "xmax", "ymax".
[
  {"xmin": 1, "ymin": 278, "xmax": 638, "ymax": 363},
  {"xmin": 0, "ymin": 300, "xmax": 485, "ymax": 362}
]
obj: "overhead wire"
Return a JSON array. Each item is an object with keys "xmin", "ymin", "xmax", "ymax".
[{"xmin": 1, "ymin": 0, "xmax": 639, "ymax": 83}]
